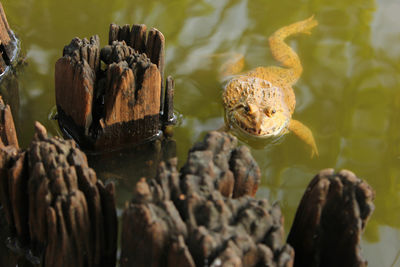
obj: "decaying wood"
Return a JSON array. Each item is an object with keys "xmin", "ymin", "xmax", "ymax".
[
  {"xmin": 0, "ymin": 96, "xmax": 18, "ymax": 148},
  {"xmin": 0, "ymin": 2, "xmax": 19, "ymax": 75},
  {"xmin": 55, "ymin": 36, "xmax": 99, "ymax": 132},
  {"xmin": 0, "ymin": 115, "xmax": 375, "ymax": 266},
  {"xmin": 120, "ymin": 131, "xmax": 294, "ymax": 267},
  {"xmin": 181, "ymin": 131, "xmax": 260, "ymax": 198},
  {"xmin": 0, "ymin": 121, "xmax": 117, "ymax": 267},
  {"xmin": 55, "ymin": 24, "xmax": 174, "ymax": 151},
  {"xmin": 121, "ymin": 131, "xmax": 375, "ymax": 267},
  {"xmin": 287, "ymin": 169, "xmax": 375, "ymax": 267}
]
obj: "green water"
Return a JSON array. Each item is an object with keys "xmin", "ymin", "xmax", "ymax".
[{"xmin": 2, "ymin": 0, "xmax": 400, "ymax": 265}]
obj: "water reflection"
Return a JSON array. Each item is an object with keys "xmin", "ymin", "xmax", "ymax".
[{"xmin": 88, "ymin": 137, "xmax": 176, "ymax": 207}]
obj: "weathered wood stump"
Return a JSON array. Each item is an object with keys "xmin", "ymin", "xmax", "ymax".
[
  {"xmin": 181, "ymin": 131, "xmax": 261, "ymax": 198},
  {"xmin": 0, "ymin": 121, "xmax": 117, "ymax": 267},
  {"xmin": 120, "ymin": 131, "xmax": 294, "ymax": 267},
  {"xmin": 287, "ymin": 169, "xmax": 375, "ymax": 267},
  {"xmin": 121, "ymin": 131, "xmax": 375, "ymax": 267},
  {"xmin": 55, "ymin": 24, "xmax": 174, "ymax": 151},
  {"xmin": 0, "ymin": 91, "xmax": 375, "ymax": 266},
  {"xmin": 0, "ymin": 2, "xmax": 19, "ymax": 76}
]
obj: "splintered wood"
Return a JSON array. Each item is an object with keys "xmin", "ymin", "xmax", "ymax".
[
  {"xmin": 120, "ymin": 131, "xmax": 295, "ymax": 267},
  {"xmin": 0, "ymin": 2, "xmax": 19, "ymax": 74},
  {"xmin": 120, "ymin": 132, "xmax": 375, "ymax": 267},
  {"xmin": 55, "ymin": 24, "xmax": 174, "ymax": 150},
  {"xmin": 0, "ymin": 122, "xmax": 117, "ymax": 267}
]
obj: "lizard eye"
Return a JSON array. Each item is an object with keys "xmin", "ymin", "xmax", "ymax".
[
  {"xmin": 264, "ymin": 107, "xmax": 276, "ymax": 117},
  {"xmin": 243, "ymin": 106, "xmax": 250, "ymax": 112}
]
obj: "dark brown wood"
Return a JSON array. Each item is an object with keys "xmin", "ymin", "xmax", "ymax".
[
  {"xmin": 118, "ymin": 24, "xmax": 131, "ymax": 45},
  {"xmin": 231, "ymin": 146, "xmax": 260, "ymax": 197},
  {"xmin": 55, "ymin": 36, "xmax": 99, "ymax": 132},
  {"xmin": 287, "ymin": 169, "xmax": 375, "ymax": 267},
  {"xmin": 0, "ymin": 95, "xmax": 18, "ymax": 148},
  {"xmin": 0, "ymin": 122, "xmax": 117, "ymax": 266},
  {"xmin": 120, "ymin": 131, "xmax": 292, "ymax": 267},
  {"xmin": 163, "ymin": 75, "xmax": 174, "ymax": 123},
  {"xmin": 180, "ymin": 131, "xmax": 260, "ymax": 198},
  {"xmin": 109, "ymin": 24, "xmax": 119, "ymax": 46},
  {"xmin": 107, "ymin": 24, "xmax": 165, "ymax": 114},
  {"xmin": 146, "ymin": 28, "xmax": 165, "ymax": 86},
  {"xmin": 129, "ymin": 24, "xmax": 147, "ymax": 54},
  {"xmin": 0, "ymin": 2, "xmax": 21, "ymax": 134},
  {"xmin": 0, "ymin": 115, "xmax": 376, "ymax": 267},
  {"xmin": 0, "ymin": 2, "xmax": 19, "ymax": 74},
  {"xmin": 55, "ymin": 24, "xmax": 174, "ymax": 151},
  {"xmin": 120, "ymin": 131, "xmax": 376, "ymax": 267},
  {"xmin": 103, "ymin": 62, "xmax": 160, "ymax": 125},
  {"xmin": 0, "ymin": 145, "xmax": 18, "ymax": 238}
]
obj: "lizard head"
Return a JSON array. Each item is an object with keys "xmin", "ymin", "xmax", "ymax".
[
  {"xmin": 227, "ymin": 100, "xmax": 290, "ymax": 137},
  {"xmin": 223, "ymin": 77, "xmax": 291, "ymax": 138}
]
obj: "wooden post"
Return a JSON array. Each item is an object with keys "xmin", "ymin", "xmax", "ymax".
[
  {"xmin": 121, "ymin": 131, "xmax": 375, "ymax": 267},
  {"xmin": 287, "ymin": 169, "xmax": 375, "ymax": 267},
  {"xmin": 55, "ymin": 24, "xmax": 174, "ymax": 151},
  {"xmin": 120, "ymin": 131, "xmax": 293, "ymax": 267},
  {"xmin": 0, "ymin": 121, "xmax": 118, "ymax": 267}
]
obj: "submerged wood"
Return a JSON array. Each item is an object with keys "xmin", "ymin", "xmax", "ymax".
[
  {"xmin": 0, "ymin": 121, "xmax": 117, "ymax": 267},
  {"xmin": 55, "ymin": 24, "xmax": 174, "ymax": 151},
  {"xmin": 287, "ymin": 169, "xmax": 375, "ymax": 267},
  {"xmin": 88, "ymin": 135, "xmax": 177, "ymax": 205},
  {"xmin": 120, "ymin": 131, "xmax": 295, "ymax": 267}
]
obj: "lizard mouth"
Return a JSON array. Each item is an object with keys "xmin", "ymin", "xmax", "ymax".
[{"xmin": 227, "ymin": 110, "xmax": 289, "ymax": 138}]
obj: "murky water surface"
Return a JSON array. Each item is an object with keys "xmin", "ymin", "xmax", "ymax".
[{"xmin": 2, "ymin": 0, "xmax": 400, "ymax": 265}]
